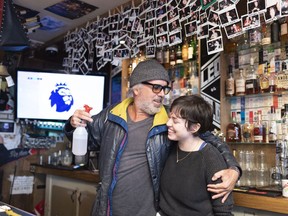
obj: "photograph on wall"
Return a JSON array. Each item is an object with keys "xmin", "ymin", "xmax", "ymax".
[
  {"xmin": 224, "ymin": 20, "xmax": 243, "ymax": 39},
  {"xmin": 281, "ymin": 0, "xmax": 288, "ymax": 15},
  {"xmin": 156, "ymin": 33, "xmax": 169, "ymax": 46},
  {"xmin": 197, "ymin": 22, "xmax": 209, "ymax": 39},
  {"xmin": 169, "ymin": 30, "xmax": 182, "ymax": 46},
  {"xmin": 264, "ymin": 2, "xmax": 281, "ymax": 22},
  {"xmin": 201, "ymin": 0, "xmax": 218, "ymax": 10},
  {"xmin": 247, "ymin": 0, "xmax": 266, "ymax": 15},
  {"xmin": 185, "ymin": 20, "xmax": 197, "ymax": 37},
  {"xmin": 208, "ymin": 10, "xmax": 220, "ymax": 26},
  {"xmin": 146, "ymin": 46, "xmax": 156, "ymax": 58},
  {"xmin": 208, "ymin": 25, "xmax": 222, "ymax": 41},
  {"xmin": 218, "ymin": 0, "xmax": 234, "ymax": 11},
  {"xmin": 219, "ymin": 6, "xmax": 239, "ymax": 27},
  {"xmin": 167, "ymin": 7, "xmax": 179, "ymax": 21},
  {"xmin": 207, "ymin": 37, "xmax": 224, "ymax": 55},
  {"xmin": 241, "ymin": 14, "xmax": 260, "ymax": 31},
  {"xmin": 168, "ymin": 19, "xmax": 181, "ymax": 33}
]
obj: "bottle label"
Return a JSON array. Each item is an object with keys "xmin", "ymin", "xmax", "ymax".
[
  {"xmin": 226, "ymin": 82, "xmax": 235, "ymax": 95},
  {"xmin": 236, "ymin": 80, "xmax": 245, "ymax": 93},
  {"xmin": 188, "ymin": 47, "xmax": 194, "ymax": 59}
]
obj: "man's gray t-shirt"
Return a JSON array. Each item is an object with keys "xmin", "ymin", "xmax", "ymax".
[{"xmin": 112, "ymin": 115, "xmax": 156, "ymax": 216}]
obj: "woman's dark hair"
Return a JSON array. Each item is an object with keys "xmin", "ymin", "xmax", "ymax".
[{"xmin": 170, "ymin": 95, "xmax": 213, "ymax": 135}]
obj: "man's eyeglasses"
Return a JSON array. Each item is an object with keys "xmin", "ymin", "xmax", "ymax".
[{"xmin": 142, "ymin": 81, "xmax": 171, "ymax": 95}]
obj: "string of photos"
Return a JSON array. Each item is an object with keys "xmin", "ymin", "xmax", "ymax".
[{"xmin": 62, "ymin": 0, "xmax": 286, "ymax": 74}]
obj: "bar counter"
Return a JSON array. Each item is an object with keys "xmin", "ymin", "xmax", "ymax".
[
  {"xmin": 233, "ymin": 191, "xmax": 288, "ymax": 214},
  {"xmin": 30, "ymin": 164, "xmax": 288, "ymax": 214},
  {"xmin": 30, "ymin": 164, "xmax": 100, "ymax": 183}
]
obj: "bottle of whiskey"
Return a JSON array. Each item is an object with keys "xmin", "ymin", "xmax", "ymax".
[
  {"xmin": 188, "ymin": 36, "xmax": 196, "ymax": 61},
  {"xmin": 259, "ymin": 65, "xmax": 269, "ymax": 93},
  {"xmin": 169, "ymin": 46, "xmax": 176, "ymax": 66},
  {"xmin": 225, "ymin": 65, "xmax": 235, "ymax": 96},
  {"xmin": 226, "ymin": 111, "xmax": 242, "ymax": 142},
  {"xmin": 269, "ymin": 69, "xmax": 277, "ymax": 93},
  {"xmin": 243, "ymin": 111, "xmax": 254, "ymax": 143},
  {"xmin": 245, "ymin": 58, "xmax": 259, "ymax": 94},
  {"xmin": 176, "ymin": 45, "xmax": 183, "ymax": 64},
  {"xmin": 254, "ymin": 110, "xmax": 264, "ymax": 143},
  {"xmin": 182, "ymin": 38, "xmax": 188, "ymax": 61},
  {"xmin": 235, "ymin": 68, "xmax": 246, "ymax": 96}
]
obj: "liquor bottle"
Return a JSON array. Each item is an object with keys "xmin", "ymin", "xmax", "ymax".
[
  {"xmin": 163, "ymin": 46, "xmax": 170, "ymax": 65},
  {"xmin": 281, "ymin": 104, "xmax": 288, "ymax": 140},
  {"xmin": 169, "ymin": 47, "xmax": 176, "ymax": 66},
  {"xmin": 242, "ymin": 111, "xmax": 254, "ymax": 143},
  {"xmin": 269, "ymin": 106, "xmax": 278, "ymax": 143},
  {"xmin": 176, "ymin": 45, "xmax": 183, "ymax": 64},
  {"xmin": 226, "ymin": 111, "xmax": 242, "ymax": 142},
  {"xmin": 235, "ymin": 68, "xmax": 246, "ymax": 96},
  {"xmin": 280, "ymin": 17, "xmax": 288, "ymax": 46},
  {"xmin": 259, "ymin": 65, "xmax": 269, "ymax": 93},
  {"xmin": 271, "ymin": 20, "xmax": 280, "ymax": 43},
  {"xmin": 225, "ymin": 65, "xmax": 235, "ymax": 96},
  {"xmin": 276, "ymin": 61, "xmax": 288, "ymax": 92},
  {"xmin": 254, "ymin": 110, "xmax": 264, "ymax": 143},
  {"xmin": 245, "ymin": 58, "xmax": 259, "ymax": 94},
  {"xmin": 156, "ymin": 46, "xmax": 164, "ymax": 64},
  {"xmin": 188, "ymin": 36, "xmax": 196, "ymax": 60},
  {"xmin": 172, "ymin": 68, "xmax": 181, "ymax": 100},
  {"xmin": 268, "ymin": 69, "xmax": 277, "ymax": 93},
  {"xmin": 261, "ymin": 23, "xmax": 271, "ymax": 45},
  {"xmin": 249, "ymin": 27, "xmax": 261, "ymax": 47},
  {"xmin": 182, "ymin": 38, "xmax": 188, "ymax": 61}
]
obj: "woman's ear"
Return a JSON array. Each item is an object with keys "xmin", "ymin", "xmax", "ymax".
[{"xmin": 190, "ymin": 123, "xmax": 201, "ymax": 134}]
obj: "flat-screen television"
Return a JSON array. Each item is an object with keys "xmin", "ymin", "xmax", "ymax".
[{"xmin": 16, "ymin": 68, "xmax": 109, "ymax": 121}]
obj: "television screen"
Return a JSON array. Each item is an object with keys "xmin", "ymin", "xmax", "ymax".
[{"xmin": 16, "ymin": 69, "xmax": 109, "ymax": 121}]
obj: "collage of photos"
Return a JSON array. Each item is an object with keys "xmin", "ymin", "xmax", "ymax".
[{"xmin": 63, "ymin": 0, "xmax": 288, "ymax": 73}]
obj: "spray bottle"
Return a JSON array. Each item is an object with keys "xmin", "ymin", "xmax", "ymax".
[{"xmin": 72, "ymin": 105, "xmax": 93, "ymax": 158}]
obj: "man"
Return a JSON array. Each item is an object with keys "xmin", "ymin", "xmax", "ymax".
[{"xmin": 64, "ymin": 59, "xmax": 241, "ymax": 216}]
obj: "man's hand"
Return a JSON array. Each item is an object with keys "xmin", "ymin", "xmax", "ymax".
[
  {"xmin": 70, "ymin": 109, "xmax": 93, "ymax": 128},
  {"xmin": 207, "ymin": 168, "xmax": 239, "ymax": 203}
]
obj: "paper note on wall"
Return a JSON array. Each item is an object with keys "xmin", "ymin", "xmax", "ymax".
[{"xmin": 8, "ymin": 175, "xmax": 34, "ymax": 194}]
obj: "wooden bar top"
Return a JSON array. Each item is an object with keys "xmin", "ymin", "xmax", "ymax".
[
  {"xmin": 30, "ymin": 164, "xmax": 100, "ymax": 183},
  {"xmin": 233, "ymin": 191, "xmax": 288, "ymax": 214}
]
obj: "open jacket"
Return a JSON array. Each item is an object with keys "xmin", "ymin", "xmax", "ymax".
[{"xmin": 64, "ymin": 98, "xmax": 241, "ymax": 216}]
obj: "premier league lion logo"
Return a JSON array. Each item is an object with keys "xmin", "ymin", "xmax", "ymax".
[{"xmin": 49, "ymin": 83, "xmax": 74, "ymax": 112}]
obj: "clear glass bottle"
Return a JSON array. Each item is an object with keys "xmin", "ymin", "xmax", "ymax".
[
  {"xmin": 226, "ymin": 111, "xmax": 242, "ymax": 142},
  {"xmin": 172, "ymin": 68, "xmax": 181, "ymax": 100},
  {"xmin": 169, "ymin": 46, "xmax": 176, "ymax": 66},
  {"xmin": 269, "ymin": 71, "xmax": 277, "ymax": 93},
  {"xmin": 225, "ymin": 65, "xmax": 235, "ymax": 96},
  {"xmin": 269, "ymin": 106, "xmax": 278, "ymax": 143},
  {"xmin": 254, "ymin": 110, "xmax": 264, "ymax": 143},
  {"xmin": 176, "ymin": 45, "xmax": 183, "ymax": 64},
  {"xmin": 245, "ymin": 58, "xmax": 259, "ymax": 95},
  {"xmin": 235, "ymin": 68, "xmax": 246, "ymax": 96},
  {"xmin": 281, "ymin": 104, "xmax": 288, "ymax": 139},
  {"xmin": 188, "ymin": 36, "xmax": 195, "ymax": 61}
]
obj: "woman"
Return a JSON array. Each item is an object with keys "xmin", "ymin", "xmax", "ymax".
[{"xmin": 159, "ymin": 95, "xmax": 234, "ymax": 216}]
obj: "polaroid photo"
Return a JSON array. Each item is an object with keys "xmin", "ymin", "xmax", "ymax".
[
  {"xmin": 125, "ymin": 36, "xmax": 135, "ymax": 48},
  {"xmin": 168, "ymin": 19, "xmax": 181, "ymax": 33},
  {"xmin": 241, "ymin": 14, "xmax": 260, "ymax": 31},
  {"xmin": 219, "ymin": 6, "xmax": 239, "ymax": 27},
  {"xmin": 71, "ymin": 63, "xmax": 79, "ymax": 73},
  {"xmin": 157, "ymin": 15, "xmax": 168, "ymax": 25},
  {"xmin": 104, "ymin": 41, "xmax": 113, "ymax": 51},
  {"xmin": 218, "ymin": 0, "xmax": 234, "ymax": 12},
  {"xmin": 247, "ymin": 0, "xmax": 266, "ymax": 15},
  {"xmin": 281, "ymin": 0, "xmax": 288, "ymax": 16},
  {"xmin": 156, "ymin": 5, "xmax": 167, "ymax": 19},
  {"xmin": 96, "ymin": 46, "xmax": 104, "ymax": 57},
  {"xmin": 199, "ymin": 12, "xmax": 208, "ymax": 25},
  {"xmin": 132, "ymin": 17, "xmax": 141, "ymax": 32},
  {"xmin": 130, "ymin": 8, "xmax": 139, "ymax": 18},
  {"xmin": 146, "ymin": 46, "xmax": 156, "ymax": 58},
  {"xmin": 156, "ymin": 22, "xmax": 168, "ymax": 36},
  {"xmin": 169, "ymin": 30, "xmax": 182, "ymax": 46},
  {"xmin": 179, "ymin": 5, "xmax": 191, "ymax": 21},
  {"xmin": 147, "ymin": 37, "xmax": 156, "ymax": 46},
  {"xmin": 145, "ymin": 27, "xmax": 155, "ymax": 39},
  {"xmin": 209, "ymin": 1, "xmax": 220, "ymax": 12},
  {"xmin": 123, "ymin": 5, "xmax": 132, "ymax": 15},
  {"xmin": 264, "ymin": 3, "xmax": 280, "ymax": 22},
  {"xmin": 104, "ymin": 51, "xmax": 113, "ymax": 61},
  {"xmin": 109, "ymin": 22, "xmax": 118, "ymax": 33},
  {"xmin": 145, "ymin": 19, "xmax": 155, "ymax": 30},
  {"xmin": 178, "ymin": 0, "xmax": 191, "ymax": 8},
  {"xmin": 185, "ymin": 20, "xmax": 198, "ymax": 37},
  {"xmin": 224, "ymin": 20, "xmax": 243, "ymax": 39},
  {"xmin": 157, "ymin": 0, "xmax": 167, "ymax": 7},
  {"xmin": 208, "ymin": 10, "xmax": 220, "ymax": 26},
  {"xmin": 79, "ymin": 61, "xmax": 89, "ymax": 75},
  {"xmin": 167, "ymin": 7, "xmax": 179, "ymax": 22},
  {"xmin": 88, "ymin": 52, "xmax": 94, "ymax": 63},
  {"xmin": 156, "ymin": 33, "xmax": 169, "ymax": 46},
  {"xmin": 137, "ymin": 34, "xmax": 146, "ymax": 47},
  {"xmin": 208, "ymin": 25, "xmax": 222, "ymax": 41},
  {"xmin": 188, "ymin": 9, "xmax": 200, "ymax": 22},
  {"xmin": 197, "ymin": 23, "xmax": 209, "ymax": 39},
  {"xmin": 207, "ymin": 37, "xmax": 224, "ymax": 55},
  {"xmin": 146, "ymin": 9, "xmax": 156, "ymax": 21}
]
